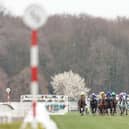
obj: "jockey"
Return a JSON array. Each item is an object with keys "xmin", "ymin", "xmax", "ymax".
[
  {"xmin": 78, "ymin": 92, "xmax": 87, "ymax": 115},
  {"xmin": 119, "ymin": 92, "xmax": 128, "ymax": 115},
  {"xmin": 90, "ymin": 93, "xmax": 97, "ymax": 102},
  {"xmin": 119, "ymin": 92, "xmax": 123, "ymax": 100},
  {"xmin": 90, "ymin": 93, "xmax": 98, "ymax": 114},
  {"xmin": 112, "ymin": 92, "xmax": 116, "ymax": 97},
  {"xmin": 98, "ymin": 91, "xmax": 105, "ymax": 105},
  {"xmin": 91, "ymin": 93, "xmax": 97, "ymax": 99},
  {"xmin": 80, "ymin": 92, "xmax": 86, "ymax": 104},
  {"xmin": 122, "ymin": 92, "xmax": 128, "ymax": 98},
  {"xmin": 119, "ymin": 92, "xmax": 128, "ymax": 100},
  {"xmin": 106, "ymin": 91, "xmax": 112, "ymax": 99},
  {"xmin": 105, "ymin": 91, "xmax": 113, "ymax": 107},
  {"xmin": 80, "ymin": 92, "xmax": 85, "ymax": 96},
  {"xmin": 99, "ymin": 91, "xmax": 105, "ymax": 99},
  {"xmin": 111, "ymin": 92, "xmax": 116, "ymax": 99}
]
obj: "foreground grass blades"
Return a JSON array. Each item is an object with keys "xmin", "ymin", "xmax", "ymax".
[{"xmin": 1, "ymin": 113, "xmax": 129, "ymax": 129}]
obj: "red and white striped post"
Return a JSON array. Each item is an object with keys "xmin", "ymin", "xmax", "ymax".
[
  {"xmin": 31, "ymin": 30, "xmax": 38, "ymax": 118},
  {"xmin": 23, "ymin": 4, "xmax": 48, "ymax": 126}
]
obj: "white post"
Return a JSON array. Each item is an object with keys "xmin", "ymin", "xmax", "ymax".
[{"xmin": 6, "ymin": 88, "xmax": 11, "ymax": 104}]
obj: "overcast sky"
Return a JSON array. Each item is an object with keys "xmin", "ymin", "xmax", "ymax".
[{"xmin": 0, "ymin": 0, "xmax": 129, "ymax": 18}]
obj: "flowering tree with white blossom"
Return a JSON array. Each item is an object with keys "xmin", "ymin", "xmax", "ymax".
[{"xmin": 50, "ymin": 70, "xmax": 90, "ymax": 99}]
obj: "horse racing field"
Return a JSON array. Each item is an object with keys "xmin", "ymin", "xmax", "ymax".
[{"xmin": 0, "ymin": 112, "xmax": 129, "ymax": 129}]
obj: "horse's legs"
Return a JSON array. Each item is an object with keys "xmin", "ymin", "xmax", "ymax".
[
  {"xmin": 98, "ymin": 107, "xmax": 102, "ymax": 114},
  {"xmin": 80, "ymin": 107, "xmax": 84, "ymax": 116},
  {"xmin": 93, "ymin": 106, "xmax": 97, "ymax": 114},
  {"xmin": 85, "ymin": 107, "xmax": 88, "ymax": 114},
  {"xmin": 110, "ymin": 107, "xmax": 113, "ymax": 115},
  {"xmin": 101, "ymin": 108, "xmax": 104, "ymax": 115},
  {"xmin": 105, "ymin": 108, "xmax": 108, "ymax": 115},
  {"xmin": 79, "ymin": 108, "xmax": 81, "ymax": 113},
  {"xmin": 91, "ymin": 107, "xmax": 94, "ymax": 113},
  {"xmin": 125, "ymin": 105, "xmax": 128, "ymax": 115},
  {"xmin": 90, "ymin": 106, "xmax": 93, "ymax": 114},
  {"xmin": 93, "ymin": 107, "xmax": 97, "ymax": 114},
  {"xmin": 81, "ymin": 108, "xmax": 83, "ymax": 116},
  {"xmin": 114, "ymin": 105, "xmax": 117, "ymax": 114},
  {"xmin": 121, "ymin": 107, "xmax": 126, "ymax": 115},
  {"xmin": 92, "ymin": 107, "xmax": 94, "ymax": 113},
  {"xmin": 124, "ymin": 107, "xmax": 126, "ymax": 115},
  {"xmin": 126, "ymin": 109, "xmax": 128, "ymax": 115},
  {"xmin": 91, "ymin": 107, "xmax": 96, "ymax": 114},
  {"xmin": 80, "ymin": 108, "xmax": 83, "ymax": 115},
  {"xmin": 119, "ymin": 107, "xmax": 122, "ymax": 116},
  {"xmin": 112, "ymin": 105, "xmax": 116, "ymax": 115},
  {"xmin": 102, "ymin": 107, "xmax": 106, "ymax": 115},
  {"xmin": 121, "ymin": 108, "xmax": 124, "ymax": 115},
  {"xmin": 99, "ymin": 106, "xmax": 105, "ymax": 115},
  {"xmin": 112, "ymin": 106, "xmax": 116, "ymax": 115},
  {"xmin": 103, "ymin": 105, "xmax": 108, "ymax": 115},
  {"xmin": 112, "ymin": 108, "xmax": 114, "ymax": 115},
  {"xmin": 81, "ymin": 107, "xmax": 85, "ymax": 116}
]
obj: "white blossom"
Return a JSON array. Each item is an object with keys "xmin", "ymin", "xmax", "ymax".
[{"xmin": 50, "ymin": 70, "xmax": 90, "ymax": 99}]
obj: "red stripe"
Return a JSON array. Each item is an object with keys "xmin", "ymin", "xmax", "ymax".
[
  {"xmin": 32, "ymin": 101, "xmax": 36, "ymax": 118},
  {"xmin": 32, "ymin": 30, "xmax": 38, "ymax": 45},
  {"xmin": 31, "ymin": 67, "xmax": 38, "ymax": 81}
]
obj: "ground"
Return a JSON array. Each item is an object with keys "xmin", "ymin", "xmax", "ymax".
[{"xmin": 0, "ymin": 112, "xmax": 129, "ymax": 129}]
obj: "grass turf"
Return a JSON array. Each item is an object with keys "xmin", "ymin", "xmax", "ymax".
[
  {"xmin": 0, "ymin": 112, "xmax": 129, "ymax": 129},
  {"xmin": 52, "ymin": 112, "xmax": 129, "ymax": 129}
]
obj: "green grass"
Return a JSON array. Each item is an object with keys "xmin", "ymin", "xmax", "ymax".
[
  {"xmin": 1, "ymin": 113, "xmax": 129, "ymax": 129},
  {"xmin": 52, "ymin": 113, "xmax": 129, "ymax": 129},
  {"xmin": 0, "ymin": 122, "xmax": 20, "ymax": 129}
]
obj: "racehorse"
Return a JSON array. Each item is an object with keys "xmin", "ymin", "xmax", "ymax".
[
  {"xmin": 90, "ymin": 93, "xmax": 98, "ymax": 114},
  {"xmin": 98, "ymin": 98, "xmax": 106, "ymax": 114},
  {"xmin": 119, "ymin": 93, "xmax": 128, "ymax": 115},
  {"xmin": 111, "ymin": 94, "xmax": 117, "ymax": 115},
  {"xmin": 78, "ymin": 93, "xmax": 86, "ymax": 116},
  {"xmin": 98, "ymin": 92, "xmax": 106, "ymax": 115},
  {"xmin": 105, "ymin": 96, "xmax": 113, "ymax": 115},
  {"xmin": 105, "ymin": 92, "xmax": 117, "ymax": 115}
]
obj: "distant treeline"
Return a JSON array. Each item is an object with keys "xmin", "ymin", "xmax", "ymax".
[{"xmin": 0, "ymin": 12, "xmax": 129, "ymax": 100}]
